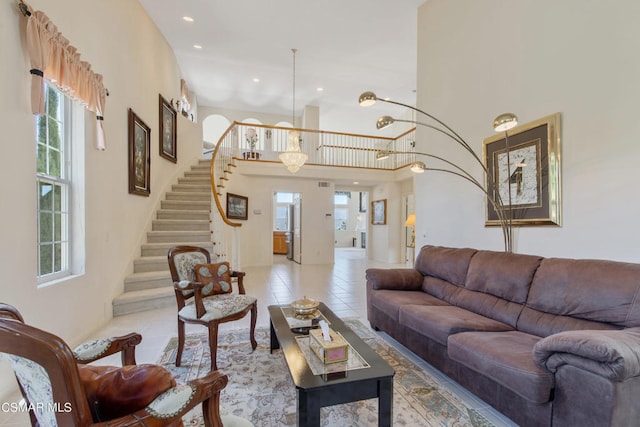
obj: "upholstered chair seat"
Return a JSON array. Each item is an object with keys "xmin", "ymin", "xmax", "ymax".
[
  {"xmin": 178, "ymin": 293, "xmax": 258, "ymax": 322},
  {"xmin": 221, "ymin": 414, "xmax": 256, "ymax": 427}
]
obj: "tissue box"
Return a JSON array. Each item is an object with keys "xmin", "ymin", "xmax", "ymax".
[{"xmin": 309, "ymin": 328, "xmax": 349, "ymax": 364}]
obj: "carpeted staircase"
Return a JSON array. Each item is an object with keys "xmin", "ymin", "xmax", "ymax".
[{"xmin": 112, "ymin": 159, "xmax": 215, "ymax": 316}]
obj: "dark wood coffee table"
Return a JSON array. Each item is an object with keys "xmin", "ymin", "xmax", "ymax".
[{"xmin": 268, "ymin": 303, "xmax": 394, "ymax": 427}]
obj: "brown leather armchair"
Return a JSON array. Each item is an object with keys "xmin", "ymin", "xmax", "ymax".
[{"xmin": 0, "ymin": 303, "xmax": 249, "ymax": 427}]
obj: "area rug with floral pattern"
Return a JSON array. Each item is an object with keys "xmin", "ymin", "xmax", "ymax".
[{"xmin": 157, "ymin": 319, "xmax": 499, "ymax": 426}]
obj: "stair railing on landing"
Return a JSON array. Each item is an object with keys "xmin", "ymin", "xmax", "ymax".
[{"xmin": 208, "ymin": 122, "xmax": 416, "ymax": 266}]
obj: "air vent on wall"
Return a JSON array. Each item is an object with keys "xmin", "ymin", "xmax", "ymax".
[{"xmin": 318, "ymin": 181, "xmax": 330, "ymax": 188}]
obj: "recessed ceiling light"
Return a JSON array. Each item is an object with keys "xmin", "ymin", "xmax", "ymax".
[
  {"xmin": 316, "ymin": 87, "xmax": 324, "ymax": 92},
  {"xmin": 183, "ymin": 16, "xmax": 194, "ymax": 22},
  {"xmin": 193, "ymin": 44, "xmax": 202, "ymax": 49},
  {"xmin": 253, "ymin": 78, "xmax": 260, "ymax": 83},
  {"xmin": 353, "ymin": 181, "xmax": 359, "ymax": 185}
]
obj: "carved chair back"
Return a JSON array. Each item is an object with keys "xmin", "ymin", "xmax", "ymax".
[{"xmin": 167, "ymin": 245, "xmax": 211, "ymax": 308}]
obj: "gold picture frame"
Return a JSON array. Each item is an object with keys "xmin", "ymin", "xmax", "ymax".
[
  {"xmin": 226, "ymin": 193, "xmax": 248, "ymax": 220},
  {"xmin": 128, "ymin": 108, "xmax": 151, "ymax": 196},
  {"xmin": 483, "ymin": 113, "xmax": 561, "ymax": 226},
  {"xmin": 371, "ymin": 199, "xmax": 387, "ymax": 225},
  {"xmin": 159, "ymin": 94, "xmax": 177, "ymax": 163}
]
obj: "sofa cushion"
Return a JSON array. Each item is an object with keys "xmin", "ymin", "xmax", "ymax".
[
  {"xmin": 421, "ymin": 276, "xmax": 463, "ymax": 305},
  {"xmin": 415, "ymin": 245, "xmax": 477, "ymax": 287},
  {"xmin": 454, "ymin": 288, "xmax": 526, "ymax": 328},
  {"xmin": 517, "ymin": 307, "xmax": 620, "ymax": 338},
  {"xmin": 366, "ymin": 268, "xmax": 423, "ymax": 291},
  {"xmin": 465, "ymin": 250, "xmax": 542, "ymax": 303},
  {"xmin": 370, "ymin": 290, "xmax": 449, "ymax": 321},
  {"xmin": 399, "ymin": 305, "xmax": 513, "ymax": 346},
  {"xmin": 448, "ymin": 331, "xmax": 554, "ymax": 404},
  {"xmin": 522, "ymin": 258, "xmax": 640, "ymax": 333}
]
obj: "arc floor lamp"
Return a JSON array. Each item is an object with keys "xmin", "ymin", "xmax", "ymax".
[{"xmin": 359, "ymin": 91, "xmax": 517, "ymax": 253}]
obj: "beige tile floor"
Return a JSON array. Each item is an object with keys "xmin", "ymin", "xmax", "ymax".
[{"xmin": 0, "ymin": 249, "xmax": 516, "ymax": 426}]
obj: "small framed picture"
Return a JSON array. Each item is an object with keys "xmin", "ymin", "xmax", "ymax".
[
  {"xmin": 226, "ymin": 193, "xmax": 248, "ymax": 220},
  {"xmin": 371, "ymin": 199, "xmax": 387, "ymax": 225},
  {"xmin": 128, "ymin": 108, "xmax": 151, "ymax": 196},
  {"xmin": 159, "ymin": 95, "xmax": 177, "ymax": 162}
]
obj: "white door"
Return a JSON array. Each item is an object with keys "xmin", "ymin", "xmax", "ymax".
[{"xmin": 293, "ymin": 193, "xmax": 302, "ymax": 263}]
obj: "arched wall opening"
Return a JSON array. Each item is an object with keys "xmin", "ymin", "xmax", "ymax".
[{"xmin": 202, "ymin": 114, "xmax": 231, "ymax": 158}]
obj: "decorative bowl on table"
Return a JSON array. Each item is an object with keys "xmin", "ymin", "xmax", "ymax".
[{"xmin": 291, "ymin": 296, "xmax": 320, "ymax": 317}]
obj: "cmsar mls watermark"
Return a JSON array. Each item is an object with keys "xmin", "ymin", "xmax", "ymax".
[{"xmin": 2, "ymin": 401, "xmax": 72, "ymax": 414}]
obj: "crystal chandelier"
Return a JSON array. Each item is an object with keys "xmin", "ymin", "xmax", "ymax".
[{"xmin": 279, "ymin": 48, "xmax": 308, "ymax": 174}]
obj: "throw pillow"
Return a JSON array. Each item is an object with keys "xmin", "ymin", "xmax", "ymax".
[
  {"xmin": 78, "ymin": 363, "xmax": 175, "ymax": 421},
  {"xmin": 194, "ymin": 262, "xmax": 233, "ymax": 296}
]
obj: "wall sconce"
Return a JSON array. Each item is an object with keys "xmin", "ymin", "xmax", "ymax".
[{"xmin": 170, "ymin": 98, "xmax": 181, "ymax": 111}]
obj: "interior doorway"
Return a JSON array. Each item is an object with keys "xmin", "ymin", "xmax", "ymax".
[
  {"xmin": 333, "ymin": 190, "xmax": 368, "ymax": 252},
  {"xmin": 292, "ymin": 193, "xmax": 302, "ymax": 263},
  {"xmin": 273, "ymin": 192, "xmax": 302, "ymax": 264}
]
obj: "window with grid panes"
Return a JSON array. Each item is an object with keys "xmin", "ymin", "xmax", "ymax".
[{"xmin": 36, "ymin": 85, "xmax": 71, "ymax": 280}]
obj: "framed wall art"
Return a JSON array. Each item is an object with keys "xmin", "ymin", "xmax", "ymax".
[
  {"xmin": 128, "ymin": 108, "xmax": 151, "ymax": 196},
  {"xmin": 226, "ymin": 193, "xmax": 248, "ymax": 220},
  {"xmin": 371, "ymin": 199, "xmax": 387, "ymax": 225},
  {"xmin": 159, "ymin": 94, "xmax": 177, "ymax": 162},
  {"xmin": 483, "ymin": 112, "xmax": 561, "ymax": 226}
]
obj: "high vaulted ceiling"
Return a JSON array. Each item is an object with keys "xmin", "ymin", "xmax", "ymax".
[{"xmin": 138, "ymin": 0, "xmax": 425, "ymax": 133}]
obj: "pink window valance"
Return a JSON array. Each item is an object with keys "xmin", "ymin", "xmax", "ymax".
[{"xmin": 22, "ymin": 5, "xmax": 107, "ymax": 150}]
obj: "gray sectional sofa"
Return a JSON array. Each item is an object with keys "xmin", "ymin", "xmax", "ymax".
[{"xmin": 365, "ymin": 245, "xmax": 640, "ymax": 426}]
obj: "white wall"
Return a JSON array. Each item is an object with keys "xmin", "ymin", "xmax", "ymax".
[
  {"xmin": 202, "ymin": 114, "xmax": 231, "ymax": 151},
  {"xmin": 415, "ymin": 0, "xmax": 640, "ymax": 262},
  {"xmin": 226, "ymin": 172, "xmax": 336, "ymax": 266},
  {"xmin": 321, "ymin": 103, "xmax": 401, "ymax": 138},
  {"xmin": 369, "ymin": 179, "xmax": 413, "ymax": 263},
  {"xmin": 0, "ymin": 0, "xmax": 202, "ymax": 399}
]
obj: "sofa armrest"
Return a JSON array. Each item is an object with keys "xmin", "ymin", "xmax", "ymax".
[
  {"xmin": 533, "ymin": 327, "xmax": 640, "ymax": 381},
  {"xmin": 365, "ymin": 268, "xmax": 423, "ymax": 291}
]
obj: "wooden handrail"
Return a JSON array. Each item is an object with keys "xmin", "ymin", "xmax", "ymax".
[{"xmin": 210, "ymin": 123, "xmax": 242, "ymax": 228}]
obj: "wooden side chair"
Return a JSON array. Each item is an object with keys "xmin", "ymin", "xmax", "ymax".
[
  {"xmin": 0, "ymin": 302, "xmax": 253, "ymax": 427},
  {"xmin": 167, "ymin": 246, "xmax": 257, "ymax": 372}
]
